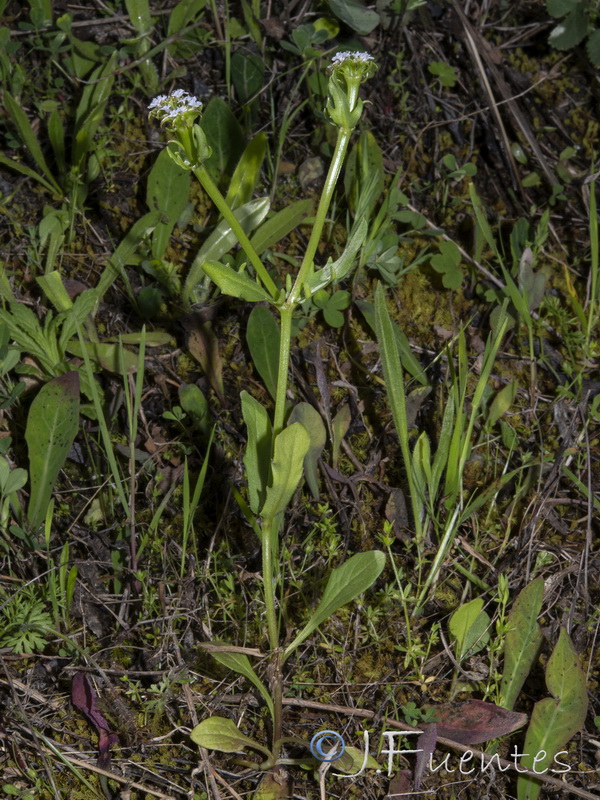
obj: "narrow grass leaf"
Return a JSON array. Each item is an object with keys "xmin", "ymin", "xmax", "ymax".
[
  {"xmin": 3, "ymin": 91, "xmax": 60, "ymax": 192},
  {"xmin": 26, "ymin": 372, "xmax": 80, "ymax": 530},
  {"xmin": 283, "ymin": 550, "xmax": 386, "ymax": 660}
]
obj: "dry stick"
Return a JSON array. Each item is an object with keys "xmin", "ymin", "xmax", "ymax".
[
  {"xmin": 449, "ymin": 0, "xmax": 558, "ymax": 191},
  {"xmin": 281, "ymin": 697, "xmax": 600, "ymax": 800}
]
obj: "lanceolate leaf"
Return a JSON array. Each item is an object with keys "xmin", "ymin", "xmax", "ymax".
[
  {"xmin": 202, "ymin": 260, "xmax": 273, "ymax": 303},
  {"xmin": 241, "ymin": 390, "xmax": 272, "ymax": 514},
  {"xmin": 211, "ymin": 651, "xmax": 274, "ymax": 719},
  {"xmin": 283, "ymin": 551, "xmax": 386, "ymax": 660},
  {"xmin": 26, "ymin": 372, "xmax": 80, "ymax": 529},
  {"xmin": 261, "ymin": 423, "xmax": 310, "ymax": 521},
  {"xmin": 517, "ymin": 629, "xmax": 588, "ymax": 800},
  {"xmin": 246, "ymin": 306, "xmax": 280, "ymax": 399},
  {"xmin": 499, "ymin": 577, "xmax": 544, "ymax": 710}
]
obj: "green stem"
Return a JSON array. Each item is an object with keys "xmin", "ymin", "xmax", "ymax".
[
  {"xmin": 288, "ymin": 126, "xmax": 352, "ymax": 305},
  {"xmin": 261, "ymin": 517, "xmax": 279, "ymax": 652},
  {"xmin": 273, "ymin": 306, "xmax": 293, "ymax": 438},
  {"xmin": 192, "ymin": 164, "xmax": 279, "ymax": 299}
]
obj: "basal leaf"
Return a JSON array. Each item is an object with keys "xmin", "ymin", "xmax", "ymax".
[
  {"xmin": 26, "ymin": 372, "xmax": 80, "ymax": 529},
  {"xmin": 517, "ymin": 629, "xmax": 588, "ymax": 800},
  {"xmin": 499, "ymin": 577, "xmax": 544, "ymax": 710},
  {"xmin": 190, "ymin": 716, "xmax": 271, "ymax": 757},
  {"xmin": 225, "ymin": 132, "xmax": 267, "ymax": 210}
]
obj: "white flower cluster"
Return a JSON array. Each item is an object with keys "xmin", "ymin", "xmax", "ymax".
[
  {"xmin": 148, "ymin": 89, "xmax": 203, "ymax": 122},
  {"xmin": 330, "ymin": 51, "xmax": 375, "ymax": 68}
]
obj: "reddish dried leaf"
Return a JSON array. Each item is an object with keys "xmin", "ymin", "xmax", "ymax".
[
  {"xmin": 414, "ymin": 723, "xmax": 437, "ymax": 790},
  {"xmin": 430, "ymin": 699, "xmax": 527, "ymax": 745},
  {"xmin": 72, "ymin": 673, "xmax": 118, "ymax": 766}
]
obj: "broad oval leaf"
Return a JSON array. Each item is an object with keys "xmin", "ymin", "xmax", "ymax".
[
  {"xmin": 449, "ymin": 598, "xmax": 491, "ymax": 662},
  {"xmin": 191, "ymin": 716, "xmax": 271, "ymax": 757}
]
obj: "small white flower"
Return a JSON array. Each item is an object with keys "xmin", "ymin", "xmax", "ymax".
[
  {"xmin": 330, "ymin": 51, "xmax": 375, "ymax": 68},
  {"xmin": 148, "ymin": 91, "xmax": 203, "ymax": 125}
]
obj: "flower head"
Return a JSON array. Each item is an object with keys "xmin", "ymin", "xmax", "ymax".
[
  {"xmin": 329, "ymin": 51, "xmax": 377, "ymax": 82},
  {"xmin": 148, "ymin": 91, "xmax": 203, "ymax": 127}
]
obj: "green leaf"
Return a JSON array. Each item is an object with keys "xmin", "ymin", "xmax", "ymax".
[
  {"xmin": 306, "ymin": 218, "xmax": 368, "ymax": 294},
  {"xmin": 210, "ymin": 651, "xmax": 274, "ymax": 719},
  {"xmin": 3, "ymin": 92, "xmax": 61, "ymax": 193},
  {"xmin": 586, "ymin": 27, "xmax": 600, "ymax": 65},
  {"xmin": 546, "ymin": 0, "xmax": 579, "ymax": 18},
  {"xmin": 283, "ymin": 551, "xmax": 386, "ymax": 660},
  {"xmin": 249, "ymin": 199, "xmax": 313, "ymax": 256},
  {"xmin": 200, "ymin": 97, "xmax": 245, "ymax": 181},
  {"xmin": 36, "ymin": 271, "xmax": 73, "ymax": 312},
  {"xmin": 0, "ymin": 154, "xmax": 60, "ymax": 196},
  {"xmin": 146, "ymin": 149, "xmax": 191, "ymax": 258},
  {"xmin": 261, "ymin": 423, "xmax": 310, "ymax": 521},
  {"xmin": 517, "ymin": 629, "xmax": 588, "ymax": 800},
  {"xmin": 487, "ymin": 380, "xmax": 518, "ymax": 429},
  {"xmin": 327, "ymin": 0, "xmax": 380, "ymax": 34},
  {"xmin": 184, "ymin": 197, "xmax": 270, "ymax": 303},
  {"xmin": 431, "ymin": 240, "xmax": 463, "ymax": 289},
  {"xmin": 178, "ymin": 384, "xmax": 209, "ymax": 429},
  {"xmin": 190, "ymin": 716, "xmax": 271, "ymax": 757},
  {"xmin": 288, "ymin": 403, "xmax": 326, "ymax": 499},
  {"xmin": 231, "ymin": 50, "xmax": 265, "ymax": 105},
  {"xmin": 355, "ymin": 298, "xmax": 428, "ymax": 386},
  {"xmin": 96, "ymin": 210, "xmax": 162, "ymax": 299},
  {"xmin": 225, "ymin": 132, "xmax": 267, "ymax": 210},
  {"xmin": 344, "ymin": 131, "xmax": 384, "ymax": 220},
  {"xmin": 449, "ymin": 598, "xmax": 491, "ymax": 661},
  {"xmin": 548, "ymin": 6, "xmax": 588, "ymax": 50},
  {"xmin": 72, "ymin": 52, "xmax": 117, "ymax": 166},
  {"xmin": 246, "ymin": 306, "xmax": 280, "ymax": 400},
  {"xmin": 26, "ymin": 372, "xmax": 80, "ymax": 529},
  {"xmin": 66, "ymin": 340, "xmax": 138, "ymax": 373},
  {"xmin": 331, "ymin": 403, "xmax": 350, "ymax": 471},
  {"xmin": 202, "ymin": 260, "xmax": 273, "ymax": 303},
  {"xmin": 499, "ymin": 577, "xmax": 544, "ymax": 710},
  {"xmin": 241, "ymin": 390, "xmax": 272, "ymax": 515}
]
